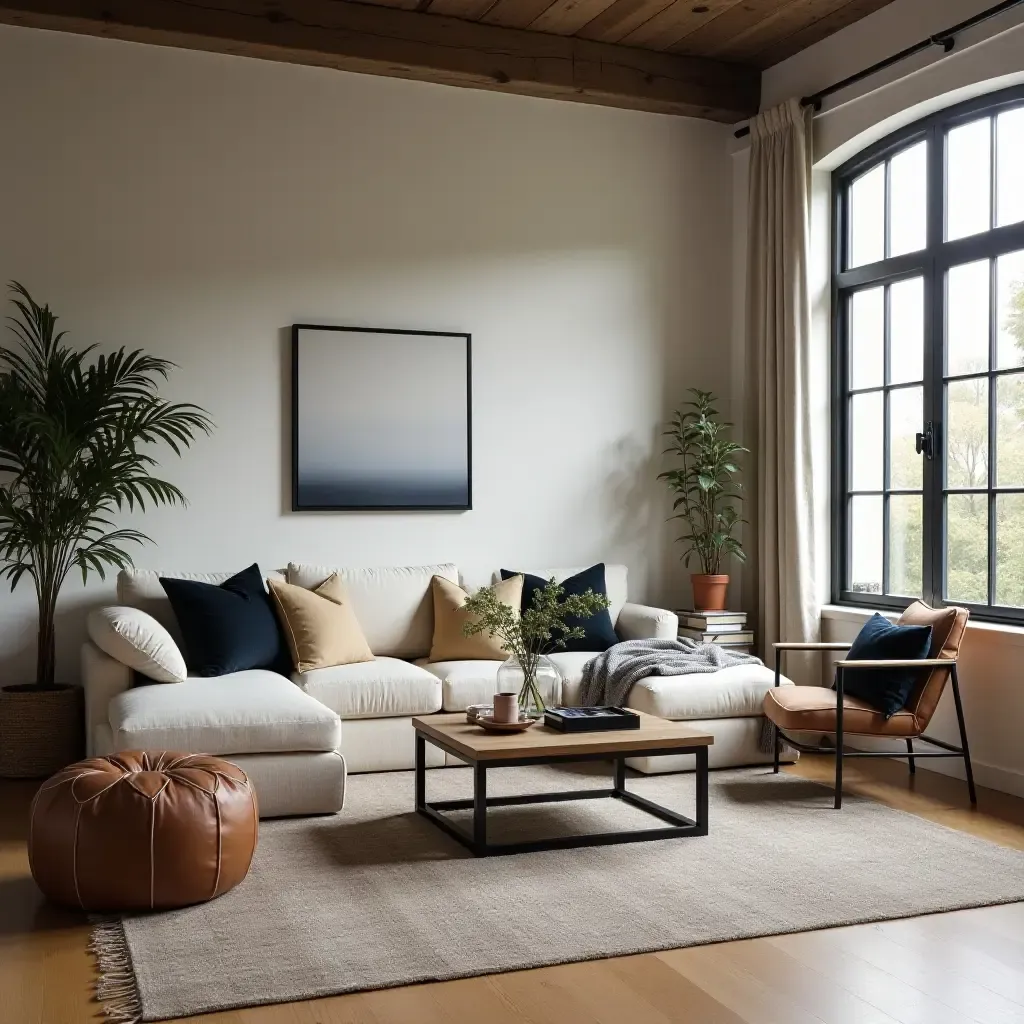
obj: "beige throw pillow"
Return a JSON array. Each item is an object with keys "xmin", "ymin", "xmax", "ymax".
[
  {"xmin": 429, "ymin": 574, "xmax": 523, "ymax": 662},
  {"xmin": 269, "ymin": 574, "xmax": 374, "ymax": 673}
]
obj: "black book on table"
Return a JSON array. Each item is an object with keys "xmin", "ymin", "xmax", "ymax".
[{"xmin": 544, "ymin": 707, "xmax": 640, "ymax": 732}]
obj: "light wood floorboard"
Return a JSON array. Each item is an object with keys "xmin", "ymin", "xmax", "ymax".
[{"xmin": 1, "ymin": 755, "xmax": 1022, "ymax": 1024}]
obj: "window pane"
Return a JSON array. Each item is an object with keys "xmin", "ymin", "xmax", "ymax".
[
  {"xmin": 996, "ymin": 249, "xmax": 1024, "ymax": 370},
  {"xmin": 946, "ymin": 493, "xmax": 988, "ymax": 604},
  {"xmin": 996, "ymin": 372, "xmax": 1024, "ymax": 486},
  {"xmin": 946, "ymin": 378, "xmax": 989, "ymax": 489},
  {"xmin": 947, "ymin": 260, "xmax": 990, "ymax": 376},
  {"xmin": 996, "ymin": 107, "xmax": 1024, "ymax": 229},
  {"xmin": 996, "ymin": 494, "xmax": 1024, "ymax": 607},
  {"xmin": 850, "ymin": 287, "xmax": 884, "ymax": 389},
  {"xmin": 889, "ymin": 141, "xmax": 927, "ymax": 256},
  {"xmin": 890, "ymin": 387, "xmax": 923, "ymax": 489},
  {"xmin": 850, "ymin": 495, "xmax": 883, "ymax": 594},
  {"xmin": 851, "ymin": 392, "xmax": 884, "ymax": 490},
  {"xmin": 889, "ymin": 494, "xmax": 923, "ymax": 597},
  {"xmin": 849, "ymin": 164, "xmax": 885, "ymax": 268},
  {"xmin": 946, "ymin": 118, "xmax": 991, "ymax": 241},
  {"xmin": 889, "ymin": 277, "xmax": 924, "ymax": 384}
]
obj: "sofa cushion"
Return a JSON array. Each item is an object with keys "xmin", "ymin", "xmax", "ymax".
[
  {"xmin": 287, "ymin": 563, "xmax": 458, "ymax": 659},
  {"xmin": 547, "ymin": 651, "xmax": 599, "ymax": 706},
  {"xmin": 421, "ymin": 659, "xmax": 564, "ymax": 711},
  {"xmin": 421, "ymin": 659, "xmax": 502, "ymax": 711},
  {"xmin": 108, "ymin": 672, "xmax": 340, "ymax": 754},
  {"xmin": 295, "ymin": 657, "xmax": 442, "ymax": 719},
  {"xmin": 117, "ymin": 567, "xmax": 286, "ymax": 648},
  {"xmin": 626, "ymin": 665, "xmax": 792, "ymax": 721}
]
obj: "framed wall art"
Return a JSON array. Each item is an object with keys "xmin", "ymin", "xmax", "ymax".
[{"xmin": 291, "ymin": 325, "xmax": 472, "ymax": 511}]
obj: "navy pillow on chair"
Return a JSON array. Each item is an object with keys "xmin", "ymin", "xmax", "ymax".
[
  {"xmin": 500, "ymin": 563, "xmax": 618, "ymax": 653},
  {"xmin": 841, "ymin": 612, "xmax": 933, "ymax": 718},
  {"xmin": 160, "ymin": 564, "xmax": 290, "ymax": 677}
]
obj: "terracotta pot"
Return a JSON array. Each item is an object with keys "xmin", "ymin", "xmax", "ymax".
[
  {"xmin": 0, "ymin": 684, "xmax": 83, "ymax": 779},
  {"xmin": 691, "ymin": 574, "xmax": 729, "ymax": 612}
]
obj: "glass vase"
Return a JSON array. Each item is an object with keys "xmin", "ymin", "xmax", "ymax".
[{"xmin": 496, "ymin": 653, "xmax": 562, "ymax": 720}]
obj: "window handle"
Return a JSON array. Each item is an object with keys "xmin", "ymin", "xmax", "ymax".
[{"xmin": 915, "ymin": 422, "xmax": 934, "ymax": 459}]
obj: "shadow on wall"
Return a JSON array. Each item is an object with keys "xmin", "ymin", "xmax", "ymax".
[{"xmin": 602, "ymin": 435, "xmax": 658, "ymax": 594}]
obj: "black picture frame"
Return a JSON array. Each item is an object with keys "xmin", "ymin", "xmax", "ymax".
[{"xmin": 291, "ymin": 324, "xmax": 472, "ymax": 512}]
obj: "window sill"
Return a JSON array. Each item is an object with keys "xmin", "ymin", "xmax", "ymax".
[{"xmin": 822, "ymin": 604, "xmax": 1024, "ymax": 649}]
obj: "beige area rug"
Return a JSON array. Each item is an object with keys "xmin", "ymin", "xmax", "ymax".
[{"xmin": 94, "ymin": 766, "xmax": 1024, "ymax": 1022}]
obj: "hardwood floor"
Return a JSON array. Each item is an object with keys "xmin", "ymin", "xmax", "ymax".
[{"xmin": 2, "ymin": 756, "xmax": 1023, "ymax": 1024}]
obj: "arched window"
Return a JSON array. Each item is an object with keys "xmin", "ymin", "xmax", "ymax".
[{"xmin": 833, "ymin": 85, "xmax": 1024, "ymax": 623}]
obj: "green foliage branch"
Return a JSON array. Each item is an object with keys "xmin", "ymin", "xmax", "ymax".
[
  {"xmin": 659, "ymin": 388, "xmax": 747, "ymax": 575},
  {"xmin": 0, "ymin": 283, "xmax": 212, "ymax": 688},
  {"xmin": 461, "ymin": 579, "xmax": 609, "ymax": 712}
]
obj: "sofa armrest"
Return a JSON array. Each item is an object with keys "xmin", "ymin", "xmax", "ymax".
[
  {"xmin": 617, "ymin": 603, "xmax": 679, "ymax": 641},
  {"xmin": 81, "ymin": 641, "xmax": 131, "ymax": 757}
]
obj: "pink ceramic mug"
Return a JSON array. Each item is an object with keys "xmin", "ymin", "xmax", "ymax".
[{"xmin": 493, "ymin": 693, "xmax": 518, "ymax": 724}]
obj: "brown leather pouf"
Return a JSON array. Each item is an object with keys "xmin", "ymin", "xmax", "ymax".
[{"xmin": 29, "ymin": 751, "xmax": 258, "ymax": 912}]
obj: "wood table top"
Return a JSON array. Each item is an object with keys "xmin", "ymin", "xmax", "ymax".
[{"xmin": 412, "ymin": 711, "xmax": 714, "ymax": 762}]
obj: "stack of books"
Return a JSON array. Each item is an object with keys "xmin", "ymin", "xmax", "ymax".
[{"xmin": 677, "ymin": 610, "xmax": 752, "ymax": 653}]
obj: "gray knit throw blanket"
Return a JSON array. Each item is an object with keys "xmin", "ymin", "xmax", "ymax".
[{"xmin": 579, "ymin": 637, "xmax": 763, "ymax": 708}]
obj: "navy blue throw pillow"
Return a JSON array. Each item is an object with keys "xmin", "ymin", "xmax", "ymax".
[
  {"xmin": 841, "ymin": 612, "xmax": 933, "ymax": 718},
  {"xmin": 160, "ymin": 564, "xmax": 290, "ymax": 677},
  {"xmin": 500, "ymin": 563, "xmax": 618, "ymax": 654}
]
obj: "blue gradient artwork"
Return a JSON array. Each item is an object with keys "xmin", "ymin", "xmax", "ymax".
[{"xmin": 292, "ymin": 326, "xmax": 472, "ymax": 511}]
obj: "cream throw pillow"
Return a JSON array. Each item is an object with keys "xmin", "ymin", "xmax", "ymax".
[
  {"xmin": 429, "ymin": 574, "xmax": 523, "ymax": 662},
  {"xmin": 87, "ymin": 606, "xmax": 188, "ymax": 683},
  {"xmin": 269, "ymin": 574, "xmax": 374, "ymax": 673}
]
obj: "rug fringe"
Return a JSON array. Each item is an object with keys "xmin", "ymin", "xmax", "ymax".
[
  {"xmin": 89, "ymin": 917, "xmax": 142, "ymax": 1024},
  {"xmin": 759, "ymin": 716, "xmax": 796, "ymax": 758}
]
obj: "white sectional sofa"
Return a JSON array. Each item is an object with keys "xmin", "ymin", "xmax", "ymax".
[{"xmin": 82, "ymin": 561, "xmax": 793, "ymax": 817}]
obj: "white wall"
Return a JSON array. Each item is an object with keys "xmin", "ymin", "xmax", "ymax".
[
  {"xmin": 738, "ymin": 0, "xmax": 1024, "ymax": 796},
  {"xmin": 0, "ymin": 25, "xmax": 734, "ymax": 686}
]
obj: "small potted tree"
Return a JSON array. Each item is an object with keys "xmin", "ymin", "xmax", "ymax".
[
  {"xmin": 659, "ymin": 389, "xmax": 747, "ymax": 612},
  {"xmin": 0, "ymin": 283, "xmax": 211, "ymax": 777}
]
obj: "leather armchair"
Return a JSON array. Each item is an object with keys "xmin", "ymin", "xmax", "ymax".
[{"xmin": 762, "ymin": 602, "xmax": 973, "ymax": 809}]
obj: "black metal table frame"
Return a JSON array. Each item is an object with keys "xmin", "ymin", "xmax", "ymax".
[{"xmin": 414, "ymin": 731, "xmax": 709, "ymax": 857}]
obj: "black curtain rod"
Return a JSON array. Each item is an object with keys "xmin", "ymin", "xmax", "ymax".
[{"xmin": 733, "ymin": 0, "xmax": 1024, "ymax": 139}]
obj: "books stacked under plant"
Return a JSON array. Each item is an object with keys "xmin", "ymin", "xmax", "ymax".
[{"xmin": 677, "ymin": 610, "xmax": 752, "ymax": 654}]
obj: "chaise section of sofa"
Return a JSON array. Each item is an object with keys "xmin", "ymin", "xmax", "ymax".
[{"xmin": 81, "ymin": 569, "xmax": 346, "ymax": 818}]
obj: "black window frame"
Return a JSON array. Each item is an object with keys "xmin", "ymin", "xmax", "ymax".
[{"xmin": 832, "ymin": 84, "xmax": 1024, "ymax": 626}]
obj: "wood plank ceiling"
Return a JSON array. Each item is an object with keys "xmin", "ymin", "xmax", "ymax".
[
  {"xmin": 0, "ymin": 0, "xmax": 897, "ymax": 119},
  {"xmin": 377, "ymin": 0, "xmax": 898, "ymax": 70}
]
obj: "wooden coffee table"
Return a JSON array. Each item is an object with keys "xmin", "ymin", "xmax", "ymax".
[{"xmin": 412, "ymin": 711, "xmax": 712, "ymax": 857}]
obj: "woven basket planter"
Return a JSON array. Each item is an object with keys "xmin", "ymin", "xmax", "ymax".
[{"xmin": 0, "ymin": 684, "xmax": 84, "ymax": 778}]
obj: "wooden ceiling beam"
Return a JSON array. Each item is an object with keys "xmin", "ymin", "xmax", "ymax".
[{"xmin": 0, "ymin": 0, "xmax": 760, "ymax": 120}]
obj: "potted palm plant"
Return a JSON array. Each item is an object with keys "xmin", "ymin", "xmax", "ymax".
[
  {"xmin": 659, "ymin": 389, "xmax": 747, "ymax": 612},
  {"xmin": 0, "ymin": 283, "xmax": 211, "ymax": 777}
]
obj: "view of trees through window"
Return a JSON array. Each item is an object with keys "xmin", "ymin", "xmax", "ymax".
[{"xmin": 836, "ymin": 90, "xmax": 1024, "ymax": 620}]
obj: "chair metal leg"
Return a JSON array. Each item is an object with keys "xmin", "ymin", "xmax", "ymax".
[
  {"xmin": 950, "ymin": 663, "xmax": 977, "ymax": 805},
  {"xmin": 773, "ymin": 658, "xmax": 781, "ymax": 773},
  {"xmin": 906, "ymin": 738, "xmax": 916, "ymax": 775},
  {"xmin": 834, "ymin": 665, "xmax": 844, "ymax": 809}
]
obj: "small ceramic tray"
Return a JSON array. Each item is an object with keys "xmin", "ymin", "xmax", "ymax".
[{"xmin": 474, "ymin": 715, "xmax": 537, "ymax": 733}]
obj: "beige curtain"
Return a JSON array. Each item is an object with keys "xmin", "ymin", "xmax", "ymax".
[{"xmin": 745, "ymin": 98, "xmax": 820, "ymax": 676}]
